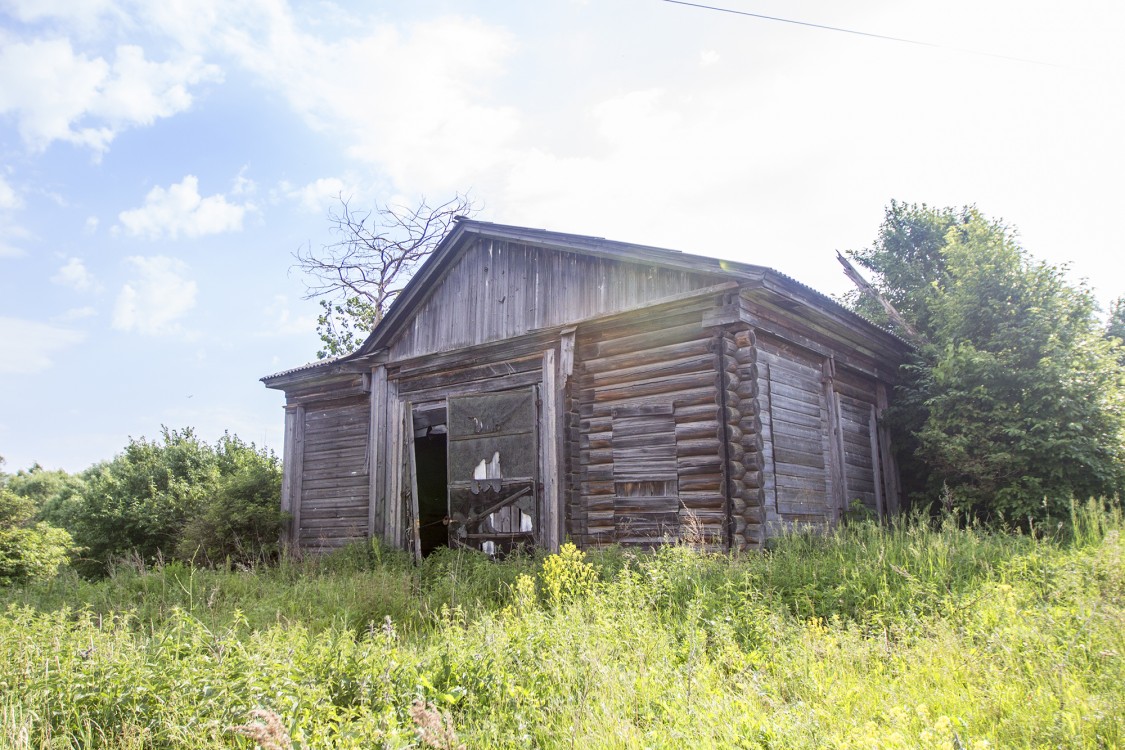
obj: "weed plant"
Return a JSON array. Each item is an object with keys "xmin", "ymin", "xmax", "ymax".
[{"xmin": 0, "ymin": 500, "xmax": 1121, "ymax": 748}]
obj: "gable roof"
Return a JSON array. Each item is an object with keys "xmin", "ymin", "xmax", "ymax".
[{"xmin": 262, "ymin": 219, "xmax": 909, "ymax": 387}]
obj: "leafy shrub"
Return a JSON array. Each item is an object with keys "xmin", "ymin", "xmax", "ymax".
[
  {"xmin": 0, "ymin": 486, "xmax": 76, "ymax": 585},
  {"xmin": 177, "ymin": 434, "xmax": 285, "ymax": 565},
  {"xmin": 847, "ymin": 203, "xmax": 1125, "ymax": 522},
  {"xmin": 66, "ymin": 428, "xmax": 284, "ymax": 574}
]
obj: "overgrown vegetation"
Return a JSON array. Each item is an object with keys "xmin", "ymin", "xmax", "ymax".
[
  {"xmin": 845, "ymin": 202, "xmax": 1125, "ymax": 522},
  {"xmin": 1, "ymin": 502, "xmax": 1121, "ymax": 748},
  {"xmin": 1, "ymin": 429, "xmax": 284, "ymax": 578}
]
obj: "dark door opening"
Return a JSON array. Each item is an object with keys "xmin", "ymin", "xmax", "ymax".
[{"xmin": 412, "ymin": 409, "xmax": 449, "ymax": 557}]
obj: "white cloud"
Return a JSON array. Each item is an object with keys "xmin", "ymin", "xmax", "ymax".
[
  {"xmin": 218, "ymin": 12, "xmax": 520, "ymax": 194},
  {"xmin": 112, "ymin": 256, "xmax": 197, "ymax": 335},
  {"xmin": 54, "ymin": 306, "xmax": 98, "ymax": 322},
  {"xmin": 51, "ymin": 257, "xmax": 100, "ymax": 292},
  {"xmin": 83, "ymin": 216, "xmax": 99, "ymax": 234},
  {"xmin": 699, "ymin": 49, "xmax": 720, "ymax": 67},
  {"xmin": 262, "ymin": 294, "xmax": 318, "ymax": 336},
  {"xmin": 0, "ymin": 39, "xmax": 219, "ymax": 153},
  {"xmin": 117, "ymin": 175, "xmax": 250, "ymax": 239},
  {"xmin": 0, "ymin": 317, "xmax": 84, "ymax": 374},
  {"xmin": 0, "ymin": 174, "xmax": 22, "ymax": 210},
  {"xmin": 286, "ymin": 177, "xmax": 349, "ymax": 214}
]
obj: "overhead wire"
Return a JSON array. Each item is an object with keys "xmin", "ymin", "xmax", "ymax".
[{"xmin": 660, "ymin": 0, "xmax": 1058, "ymax": 67}]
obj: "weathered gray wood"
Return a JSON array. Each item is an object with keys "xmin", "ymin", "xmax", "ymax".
[
  {"xmin": 541, "ymin": 348, "xmax": 562, "ymax": 551},
  {"xmin": 382, "ymin": 379, "xmax": 402, "ymax": 545},
  {"xmin": 280, "ymin": 407, "xmax": 298, "ymax": 547},
  {"xmin": 291, "ymin": 405, "xmax": 305, "ymax": 546},
  {"xmin": 395, "ymin": 369, "xmax": 542, "ymax": 405},
  {"xmin": 404, "ymin": 401, "xmax": 422, "ymax": 563},
  {"xmin": 388, "ymin": 238, "xmax": 725, "ymax": 360},
  {"xmin": 876, "ymin": 383, "xmax": 901, "ymax": 515}
]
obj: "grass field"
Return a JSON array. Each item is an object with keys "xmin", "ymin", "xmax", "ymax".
[{"xmin": 1, "ymin": 502, "xmax": 1122, "ymax": 749}]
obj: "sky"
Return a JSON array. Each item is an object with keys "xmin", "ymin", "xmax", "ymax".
[{"xmin": 1, "ymin": 0, "xmax": 1123, "ymax": 473}]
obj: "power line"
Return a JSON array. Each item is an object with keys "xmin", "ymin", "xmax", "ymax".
[{"xmin": 660, "ymin": 0, "xmax": 1058, "ymax": 67}]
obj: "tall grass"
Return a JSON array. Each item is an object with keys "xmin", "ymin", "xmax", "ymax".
[{"xmin": 1, "ymin": 500, "xmax": 1121, "ymax": 748}]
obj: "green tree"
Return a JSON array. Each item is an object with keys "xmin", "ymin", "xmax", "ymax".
[
  {"xmin": 846, "ymin": 204, "xmax": 1125, "ymax": 523},
  {"xmin": 0, "ymin": 461, "xmax": 77, "ymax": 585},
  {"xmin": 295, "ymin": 193, "xmax": 477, "ymax": 359},
  {"xmin": 68, "ymin": 428, "xmax": 284, "ymax": 574},
  {"xmin": 176, "ymin": 434, "xmax": 284, "ymax": 565},
  {"xmin": 1106, "ymin": 296, "xmax": 1125, "ymax": 364}
]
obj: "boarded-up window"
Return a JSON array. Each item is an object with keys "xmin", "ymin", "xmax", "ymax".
[
  {"xmin": 763, "ymin": 350, "xmax": 833, "ymax": 523},
  {"xmin": 612, "ymin": 403, "xmax": 676, "ymax": 497},
  {"xmin": 612, "ymin": 403, "xmax": 679, "ymax": 543}
]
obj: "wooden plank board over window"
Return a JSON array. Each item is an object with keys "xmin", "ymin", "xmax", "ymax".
[
  {"xmin": 759, "ymin": 346, "xmax": 833, "ymax": 525},
  {"xmin": 611, "ymin": 403, "xmax": 678, "ymax": 543}
]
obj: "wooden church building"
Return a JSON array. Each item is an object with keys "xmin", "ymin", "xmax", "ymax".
[{"xmin": 262, "ymin": 220, "xmax": 911, "ymax": 556}]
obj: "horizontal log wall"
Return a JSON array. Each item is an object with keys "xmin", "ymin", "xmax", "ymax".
[
  {"xmin": 570, "ymin": 304, "xmax": 724, "ymax": 547},
  {"xmin": 390, "ymin": 239, "xmax": 721, "ymax": 360},
  {"xmin": 297, "ymin": 394, "xmax": 370, "ymax": 550}
]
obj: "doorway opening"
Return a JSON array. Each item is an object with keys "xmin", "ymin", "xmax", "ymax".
[{"xmin": 411, "ymin": 404, "xmax": 448, "ymax": 557}]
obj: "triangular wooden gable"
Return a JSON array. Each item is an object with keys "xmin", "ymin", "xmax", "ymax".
[{"xmin": 383, "ymin": 235, "xmax": 728, "ymax": 360}]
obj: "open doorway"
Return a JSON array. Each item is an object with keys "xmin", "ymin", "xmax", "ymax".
[{"xmin": 411, "ymin": 404, "xmax": 448, "ymax": 557}]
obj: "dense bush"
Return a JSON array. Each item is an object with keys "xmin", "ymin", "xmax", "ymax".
[
  {"xmin": 7, "ymin": 430, "xmax": 285, "ymax": 576},
  {"xmin": 0, "ymin": 480, "xmax": 76, "ymax": 585},
  {"xmin": 847, "ymin": 203, "xmax": 1125, "ymax": 522}
]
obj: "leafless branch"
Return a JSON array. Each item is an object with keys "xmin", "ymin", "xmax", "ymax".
[{"xmin": 294, "ymin": 192, "xmax": 479, "ymax": 325}]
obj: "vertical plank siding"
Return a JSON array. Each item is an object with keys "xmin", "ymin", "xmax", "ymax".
[
  {"xmin": 389, "ymin": 239, "xmax": 720, "ymax": 360},
  {"xmin": 296, "ymin": 394, "xmax": 370, "ymax": 550},
  {"xmin": 756, "ymin": 334, "xmax": 885, "ymax": 529}
]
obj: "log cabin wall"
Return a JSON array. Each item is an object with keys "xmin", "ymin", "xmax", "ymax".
[
  {"xmin": 725, "ymin": 328, "xmax": 768, "ymax": 549},
  {"xmin": 569, "ymin": 301, "xmax": 727, "ymax": 548},
  {"xmin": 281, "ymin": 373, "xmax": 371, "ymax": 550}
]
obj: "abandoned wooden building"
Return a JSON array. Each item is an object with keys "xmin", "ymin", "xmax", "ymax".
[{"xmin": 262, "ymin": 220, "xmax": 911, "ymax": 556}]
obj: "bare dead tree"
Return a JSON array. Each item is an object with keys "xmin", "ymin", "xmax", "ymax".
[{"xmin": 294, "ymin": 193, "xmax": 478, "ymax": 358}]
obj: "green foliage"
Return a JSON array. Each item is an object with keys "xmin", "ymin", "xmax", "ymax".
[
  {"xmin": 177, "ymin": 434, "xmax": 285, "ymax": 565},
  {"xmin": 0, "ymin": 507, "xmax": 1121, "ymax": 748},
  {"xmin": 847, "ymin": 203, "xmax": 1125, "ymax": 522},
  {"xmin": 0, "ymin": 486, "xmax": 76, "ymax": 585},
  {"xmin": 66, "ymin": 428, "xmax": 284, "ymax": 574},
  {"xmin": 315, "ymin": 296, "xmax": 379, "ymax": 360}
]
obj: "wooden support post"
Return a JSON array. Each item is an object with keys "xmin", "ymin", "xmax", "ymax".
[
  {"xmin": 280, "ymin": 405, "xmax": 301, "ymax": 548},
  {"xmin": 541, "ymin": 348, "xmax": 562, "ymax": 551},
  {"xmin": 404, "ymin": 401, "xmax": 422, "ymax": 563},
  {"xmin": 284, "ymin": 404, "xmax": 305, "ymax": 548},
  {"xmin": 368, "ymin": 365, "xmax": 388, "ymax": 542},
  {"xmin": 822, "ymin": 357, "xmax": 848, "ymax": 523},
  {"xmin": 382, "ymin": 379, "xmax": 403, "ymax": 547},
  {"xmin": 869, "ymin": 403, "xmax": 886, "ymax": 520}
]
